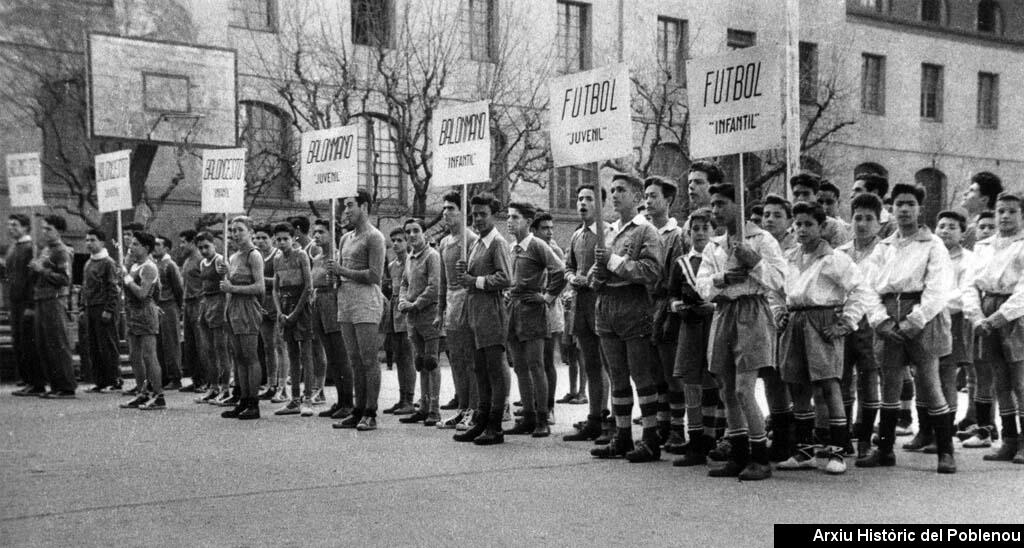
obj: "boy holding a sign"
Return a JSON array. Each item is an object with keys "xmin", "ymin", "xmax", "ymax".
[{"xmin": 30, "ymin": 215, "xmax": 76, "ymax": 399}]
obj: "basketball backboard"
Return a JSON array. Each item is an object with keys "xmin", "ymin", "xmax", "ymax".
[{"xmin": 87, "ymin": 33, "xmax": 237, "ymax": 148}]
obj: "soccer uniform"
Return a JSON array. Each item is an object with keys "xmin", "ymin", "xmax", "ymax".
[
  {"xmin": 649, "ymin": 217, "xmax": 687, "ymax": 446},
  {"xmin": 311, "ymin": 246, "xmax": 352, "ymax": 411},
  {"xmin": 275, "ymin": 247, "xmax": 314, "ymax": 403},
  {"xmin": 154, "ymin": 253, "xmax": 184, "ymax": 386},
  {"xmin": 198, "ymin": 254, "xmax": 230, "ymax": 389},
  {"xmin": 225, "ymin": 245, "xmax": 265, "ymax": 402}
]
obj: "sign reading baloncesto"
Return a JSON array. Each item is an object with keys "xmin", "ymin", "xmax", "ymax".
[
  {"xmin": 431, "ymin": 100, "xmax": 490, "ymax": 187},
  {"xmin": 549, "ymin": 64, "xmax": 632, "ymax": 168},
  {"xmin": 201, "ymin": 148, "xmax": 247, "ymax": 213},
  {"xmin": 95, "ymin": 149, "xmax": 133, "ymax": 213},
  {"xmin": 6, "ymin": 152, "xmax": 44, "ymax": 208},
  {"xmin": 301, "ymin": 124, "xmax": 359, "ymax": 201},
  {"xmin": 686, "ymin": 46, "xmax": 783, "ymax": 159}
]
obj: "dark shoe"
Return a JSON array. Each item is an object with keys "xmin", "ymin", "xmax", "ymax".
[
  {"xmin": 569, "ymin": 394, "xmax": 588, "ymax": 405},
  {"xmin": 392, "ymin": 403, "xmax": 417, "ymax": 415},
  {"xmin": 902, "ymin": 430, "xmax": 933, "ymax": 452},
  {"xmin": 662, "ymin": 430, "xmax": 687, "ymax": 454},
  {"xmin": 531, "ymin": 421, "xmax": 551, "ymax": 438},
  {"xmin": 319, "ymin": 403, "xmax": 343, "ymax": 418},
  {"xmin": 238, "ymin": 400, "xmax": 260, "ymax": 420},
  {"xmin": 504, "ymin": 413, "xmax": 536, "ymax": 435},
  {"xmin": 593, "ymin": 418, "xmax": 615, "ymax": 446},
  {"xmin": 708, "ymin": 438, "xmax": 733, "ymax": 462},
  {"xmin": 424, "ymin": 416, "xmax": 440, "ymax": 427},
  {"xmin": 382, "ymin": 401, "xmax": 403, "ymax": 414},
  {"xmin": 356, "ymin": 416, "xmax": 378, "ymax": 431},
  {"xmin": 258, "ymin": 386, "xmax": 278, "ymax": 400},
  {"xmin": 856, "ymin": 440, "xmax": 872, "ymax": 459},
  {"xmin": 555, "ymin": 392, "xmax": 576, "ymax": 404},
  {"xmin": 738, "ymin": 461, "xmax": 773, "ymax": 480},
  {"xmin": 399, "ymin": 411, "xmax": 428, "ymax": 424},
  {"xmin": 591, "ymin": 437, "xmax": 634, "ymax": 459},
  {"xmin": 625, "ymin": 439, "xmax": 661, "ymax": 463},
  {"xmin": 563, "ymin": 417, "xmax": 602, "ymax": 442},
  {"xmin": 221, "ymin": 399, "xmax": 246, "ymax": 418},
  {"xmin": 122, "ymin": 386, "xmax": 140, "ymax": 397},
  {"xmin": 43, "ymin": 390, "xmax": 77, "ymax": 399},
  {"xmin": 87, "ymin": 385, "xmax": 109, "ymax": 393},
  {"xmin": 332, "ymin": 412, "xmax": 363, "ymax": 429},
  {"xmin": 937, "ymin": 453, "xmax": 956, "ymax": 474},
  {"xmin": 673, "ymin": 448, "xmax": 707, "ymax": 467},
  {"xmin": 331, "ymin": 407, "xmax": 354, "ymax": 420},
  {"xmin": 217, "ymin": 394, "xmax": 240, "ymax": 408},
  {"xmin": 472, "ymin": 429, "xmax": 504, "ymax": 445},
  {"xmin": 163, "ymin": 381, "xmax": 182, "ymax": 391},
  {"xmin": 983, "ymin": 438, "xmax": 1019, "ymax": 461},
  {"xmin": 454, "ymin": 414, "xmax": 487, "ymax": 442},
  {"xmin": 13, "ymin": 386, "xmax": 46, "ymax": 397},
  {"xmin": 440, "ymin": 398, "xmax": 459, "ymax": 410},
  {"xmin": 855, "ymin": 448, "xmax": 896, "ymax": 467},
  {"xmin": 708, "ymin": 460, "xmax": 745, "ymax": 477},
  {"xmin": 139, "ymin": 394, "xmax": 166, "ymax": 410},
  {"xmin": 120, "ymin": 394, "xmax": 150, "ymax": 409}
]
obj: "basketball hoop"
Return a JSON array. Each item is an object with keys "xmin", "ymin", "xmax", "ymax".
[{"xmin": 148, "ymin": 112, "xmax": 205, "ymax": 144}]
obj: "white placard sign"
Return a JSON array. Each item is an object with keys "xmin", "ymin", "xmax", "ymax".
[
  {"xmin": 686, "ymin": 46, "xmax": 783, "ymax": 159},
  {"xmin": 95, "ymin": 149, "xmax": 133, "ymax": 213},
  {"xmin": 549, "ymin": 64, "xmax": 632, "ymax": 168},
  {"xmin": 201, "ymin": 148, "xmax": 247, "ymax": 213},
  {"xmin": 300, "ymin": 124, "xmax": 359, "ymax": 201},
  {"xmin": 431, "ymin": 100, "xmax": 490, "ymax": 187},
  {"xmin": 6, "ymin": 152, "xmax": 44, "ymax": 207}
]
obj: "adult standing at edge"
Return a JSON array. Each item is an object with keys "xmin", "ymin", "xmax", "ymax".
[
  {"xmin": 328, "ymin": 190, "xmax": 387, "ymax": 432},
  {"xmin": 81, "ymin": 229, "xmax": 122, "ymax": 393},
  {"xmin": 31, "ymin": 214, "xmax": 76, "ymax": 399},
  {"xmin": 7, "ymin": 214, "xmax": 38, "ymax": 395}
]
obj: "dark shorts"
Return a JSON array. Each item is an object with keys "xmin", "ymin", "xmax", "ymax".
[
  {"xmin": 312, "ymin": 289, "xmax": 341, "ymax": 334},
  {"xmin": 199, "ymin": 293, "xmax": 226, "ymax": 329},
  {"xmin": 507, "ymin": 297, "xmax": 549, "ymax": 342},
  {"xmin": 126, "ymin": 301, "xmax": 160, "ymax": 336},
  {"xmin": 946, "ymin": 312, "xmax": 973, "ymax": 365},
  {"xmin": 780, "ymin": 308, "xmax": 843, "ymax": 384},
  {"xmin": 595, "ymin": 285, "xmax": 652, "ymax": 341},
  {"xmin": 708, "ymin": 295, "xmax": 775, "ymax": 377},
  {"xmin": 227, "ymin": 295, "xmax": 263, "ymax": 336},
  {"xmin": 878, "ymin": 296, "xmax": 951, "ymax": 369},
  {"xmin": 572, "ymin": 289, "xmax": 597, "ymax": 338},
  {"xmin": 976, "ymin": 294, "xmax": 1024, "ymax": 363},
  {"xmin": 279, "ymin": 290, "xmax": 313, "ymax": 342},
  {"xmin": 467, "ymin": 292, "xmax": 507, "ymax": 350},
  {"xmin": 844, "ymin": 318, "xmax": 878, "ymax": 373},
  {"xmin": 674, "ymin": 317, "xmax": 711, "ymax": 385}
]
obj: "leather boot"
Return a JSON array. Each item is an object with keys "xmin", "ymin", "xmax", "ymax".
[
  {"xmin": 237, "ymin": 398, "xmax": 260, "ymax": 420},
  {"xmin": 662, "ymin": 428, "xmax": 687, "ymax": 454},
  {"xmin": 473, "ymin": 409, "xmax": 505, "ymax": 445},
  {"xmin": 768, "ymin": 413, "xmax": 793, "ymax": 463},
  {"xmin": 504, "ymin": 411, "xmax": 536, "ymax": 435},
  {"xmin": 933, "ymin": 412, "xmax": 956, "ymax": 473},
  {"xmin": 902, "ymin": 407, "xmax": 933, "ymax": 451},
  {"xmin": 983, "ymin": 436, "xmax": 1018, "ymax": 461},
  {"xmin": 591, "ymin": 429, "xmax": 634, "ymax": 459},
  {"xmin": 593, "ymin": 417, "xmax": 615, "ymax": 445},
  {"xmin": 564, "ymin": 415, "xmax": 601, "ymax": 441},
  {"xmin": 221, "ymin": 397, "xmax": 246, "ymax": 418},
  {"xmin": 674, "ymin": 434, "xmax": 713, "ymax": 467},
  {"xmin": 709, "ymin": 435, "xmax": 749, "ymax": 477},
  {"xmin": 857, "ymin": 409, "xmax": 897, "ymax": 467},
  {"xmin": 532, "ymin": 412, "xmax": 551, "ymax": 438},
  {"xmin": 454, "ymin": 410, "xmax": 488, "ymax": 442}
]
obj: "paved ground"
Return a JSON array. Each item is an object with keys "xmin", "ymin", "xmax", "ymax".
[{"xmin": 1, "ymin": 363, "xmax": 1022, "ymax": 547}]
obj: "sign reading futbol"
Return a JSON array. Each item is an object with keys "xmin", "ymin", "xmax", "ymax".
[{"xmin": 548, "ymin": 63, "xmax": 632, "ymax": 167}]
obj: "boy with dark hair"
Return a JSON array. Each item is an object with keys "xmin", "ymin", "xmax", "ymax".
[
  {"xmin": 696, "ymin": 184, "xmax": 787, "ymax": 480},
  {"xmin": 644, "ymin": 175, "xmax": 688, "ymax": 451},
  {"xmin": 193, "ymin": 232, "xmax": 230, "ymax": 404},
  {"xmin": 310, "ymin": 219, "xmax": 353, "ymax": 418},
  {"xmin": 273, "ymin": 223, "xmax": 316, "ymax": 417},
  {"xmin": 958, "ymin": 210, "xmax": 997, "ymax": 437},
  {"xmin": 289, "ymin": 215, "xmax": 316, "ymax": 256},
  {"xmin": 669, "ymin": 208, "xmax": 722, "ymax": 466},
  {"xmin": 976, "ymin": 211, "xmax": 997, "ymax": 241},
  {"xmin": 790, "ymin": 174, "xmax": 851, "ymax": 247},
  {"xmin": 81, "ymin": 228, "xmax": 122, "ymax": 392},
  {"xmin": 30, "ymin": 214, "xmax": 76, "ymax": 398},
  {"xmin": 761, "ymin": 194, "xmax": 795, "ymax": 251},
  {"xmin": 961, "ymin": 172, "xmax": 1003, "ymax": 250},
  {"xmin": 153, "ymin": 235, "xmax": 184, "ymax": 390},
  {"xmin": 119, "ymin": 231, "xmax": 166, "ymax": 409},
  {"xmin": 589, "ymin": 174, "xmax": 664, "ymax": 463},
  {"xmin": 178, "ymin": 229, "xmax": 206, "ymax": 392},
  {"xmin": 6, "ymin": 214, "xmax": 38, "ymax": 394},
  {"xmin": 964, "ymin": 191, "xmax": 1024, "ymax": 464},
  {"xmin": 383, "ymin": 226, "xmax": 415, "ymax": 415},
  {"xmin": 858, "ymin": 183, "xmax": 957, "ymax": 474},
  {"xmin": 531, "ymin": 210, "xmax": 569, "ymax": 422},
  {"xmin": 397, "ymin": 218, "xmax": 443, "ymax": 427},
  {"xmin": 452, "ymin": 192, "xmax": 512, "ymax": 445},
  {"xmin": 688, "ymin": 162, "xmax": 724, "ymax": 213},
  {"xmin": 253, "ymin": 223, "xmax": 287, "ymax": 402}
]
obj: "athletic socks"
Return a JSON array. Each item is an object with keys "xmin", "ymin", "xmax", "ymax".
[
  {"xmin": 611, "ymin": 388, "xmax": 633, "ymax": 431},
  {"xmin": 637, "ymin": 385, "xmax": 659, "ymax": 430}
]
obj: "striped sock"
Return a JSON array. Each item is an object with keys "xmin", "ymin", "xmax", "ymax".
[
  {"xmin": 794, "ymin": 411, "xmax": 815, "ymax": 446},
  {"xmin": 637, "ymin": 385, "xmax": 659, "ymax": 430},
  {"xmin": 1001, "ymin": 410, "xmax": 1019, "ymax": 438},
  {"xmin": 656, "ymin": 382, "xmax": 671, "ymax": 423},
  {"xmin": 611, "ymin": 388, "xmax": 633, "ymax": 430},
  {"xmin": 669, "ymin": 389, "xmax": 686, "ymax": 427},
  {"xmin": 859, "ymin": 401, "xmax": 879, "ymax": 441}
]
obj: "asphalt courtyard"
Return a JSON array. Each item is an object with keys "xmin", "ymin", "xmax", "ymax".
[{"xmin": 1, "ymin": 362, "xmax": 1022, "ymax": 547}]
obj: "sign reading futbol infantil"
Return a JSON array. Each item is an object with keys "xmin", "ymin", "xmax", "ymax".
[
  {"xmin": 431, "ymin": 100, "xmax": 491, "ymax": 187},
  {"xmin": 6, "ymin": 152, "xmax": 44, "ymax": 208},
  {"xmin": 201, "ymin": 148, "xmax": 247, "ymax": 213},
  {"xmin": 300, "ymin": 124, "xmax": 359, "ymax": 201},
  {"xmin": 95, "ymin": 149, "xmax": 133, "ymax": 213},
  {"xmin": 548, "ymin": 63, "xmax": 632, "ymax": 168},
  {"xmin": 686, "ymin": 46, "xmax": 783, "ymax": 159}
]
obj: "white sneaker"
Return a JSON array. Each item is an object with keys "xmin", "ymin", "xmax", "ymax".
[
  {"xmin": 963, "ymin": 429, "xmax": 993, "ymax": 448},
  {"xmin": 502, "ymin": 402, "xmax": 512, "ymax": 422},
  {"xmin": 270, "ymin": 387, "xmax": 289, "ymax": 404},
  {"xmin": 823, "ymin": 447, "xmax": 847, "ymax": 475},
  {"xmin": 311, "ymin": 389, "xmax": 326, "ymax": 406},
  {"xmin": 777, "ymin": 445, "xmax": 818, "ymax": 470},
  {"xmin": 274, "ymin": 399, "xmax": 301, "ymax": 416},
  {"xmin": 438, "ymin": 412, "xmax": 462, "ymax": 429},
  {"xmin": 300, "ymin": 400, "xmax": 314, "ymax": 417},
  {"xmin": 548, "ymin": 408, "xmax": 556, "ymax": 425},
  {"xmin": 456, "ymin": 410, "xmax": 474, "ymax": 431},
  {"xmin": 814, "ymin": 446, "xmax": 829, "ymax": 470}
]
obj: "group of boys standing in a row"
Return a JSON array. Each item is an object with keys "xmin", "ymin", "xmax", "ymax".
[{"xmin": 6, "ymin": 164, "xmax": 1024, "ymax": 480}]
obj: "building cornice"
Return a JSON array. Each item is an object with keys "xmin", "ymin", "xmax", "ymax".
[{"xmin": 846, "ymin": 9, "xmax": 1024, "ymax": 51}]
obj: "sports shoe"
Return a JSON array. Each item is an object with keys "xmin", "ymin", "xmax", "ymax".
[
  {"xmin": 777, "ymin": 445, "xmax": 818, "ymax": 470},
  {"xmin": 456, "ymin": 411, "xmax": 475, "ymax": 432},
  {"xmin": 400, "ymin": 411, "xmax": 428, "ymax": 424},
  {"xmin": 162, "ymin": 381, "xmax": 182, "ymax": 391},
  {"xmin": 382, "ymin": 401, "xmax": 403, "ymax": 414},
  {"xmin": 392, "ymin": 403, "xmax": 417, "ymax": 415},
  {"xmin": 822, "ymin": 447, "xmax": 846, "ymax": 475},
  {"xmin": 356, "ymin": 416, "xmax": 377, "ymax": 431},
  {"xmin": 424, "ymin": 415, "xmax": 440, "ymax": 427},
  {"xmin": 87, "ymin": 385, "xmax": 106, "ymax": 393},
  {"xmin": 311, "ymin": 389, "xmax": 326, "ymax": 406},
  {"xmin": 120, "ymin": 394, "xmax": 150, "ymax": 409},
  {"xmin": 41, "ymin": 390, "xmax": 76, "ymax": 399},
  {"xmin": 274, "ymin": 399, "xmax": 301, "ymax": 416},
  {"xmin": 440, "ymin": 398, "xmax": 459, "ymax": 410},
  {"xmin": 625, "ymin": 440, "xmax": 661, "ymax": 463},
  {"xmin": 319, "ymin": 403, "xmax": 344, "ymax": 418},
  {"xmin": 956, "ymin": 422, "xmax": 979, "ymax": 441},
  {"xmin": 502, "ymin": 403, "xmax": 512, "ymax": 422},
  {"xmin": 333, "ymin": 413, "xmax": 362, "ymax": 429},
  {"xmin": 983, "ymin": 438, "xmax": 1018, "ymax": 461},
  {"xmin": 555, "ymin": 392, "xmax": 576, "ymax": 404},
  {"xmin": 569, "ymin": 394, "xmax": 588, "ymax": 405},
  {"xmin": 270, "ymin": 388, "xmax": 289, "ymax": 403},
  {"xmin": 140, "ymin": 395, "xmax": 167, "ymax": 410},
  {"xmin": 439, "ymin": 411, "xmax": 463, "ymax": 429},
  {"xmin": 708, "ymin": 438, "xmax": 733, "ymax": 462},
  {"xmin": 300, "ymin": 400, "xmax": 314, "ymax": 417},
  {"xmin": 813, "ymin": 446, "xmax": 829, "ymax": 469},
  {"xmin": 962, "ymin": 427, "xmax": 992, "ymax": 448},
  {"xmin": 894, "ymin": 418, "xmax": 914, "ymax": 436},
  {"xmin": 738, "ymin": 461, "xmax": 773, "ymax": 480},
  {"xmin": 12, "ymin": 386, "xmax": 46, "ymax": 397},
  {"xmin": 662, "ymin": 430, "xmax": 687, "ymax": 454},
  {"xmin": 195, "ymin": 389, "xmax": 219, "ymax": 404}
]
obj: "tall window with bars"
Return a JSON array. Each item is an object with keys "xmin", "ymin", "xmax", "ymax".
[
  {"xmin": 920, "ymin": 0, "xmax": 945, "ymax": 25},
  {"xmin": 920, "ymin": 63, "xmax": 943, "ymax": 121},
  {"xmin": 977, "ymin": 72, "xmax": 999, "ymax": 128},
  {"xmin": 555, "ymin": 1, "xmax": 589, "ymax": 74},
  {"xmin": 799, "ymin": 42, "xmax": 818, "ymax": 104},
  {"xmin": 657, "ymin": 17, "xmax": 687, "ymax": 85},
  {"xmin": 861, "ymin": 54, "xmax": 885, "ymax": 114},
  {"xmin": 550, "ymin": 165, "xmax": 596, "ymax": 211},
  {"xmin": 239, "ymin": 101, "xmax": 292, "ymax": 199},
  {"xmin": 726, "ymin": 29, "xmax": 756, "ymax": 50},
  {"xmin": 462, "ymin": 0, "xmax": 496, "ymax": 62},
  {"xmin": 352, "ymin": 0, "xmax": 392, "ymax": 47},
  {"xmin": 230, "ymin": 0, "xmax": 274, "ymax": 31},
  {"xmin": 357, "ymin": 117, "xmax": 404, "ymax": 204}
]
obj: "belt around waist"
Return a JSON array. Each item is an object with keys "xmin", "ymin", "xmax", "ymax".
[
  {"xmin": 596, "ymin": 284, "xmax": 645, "ymax": 295},
  {"xmin": 278, "ymin": 286, "xmax": 305, "ymax": 298},
  {"xmin": 982, "ymin": 291, "xmax": 1012, "ymax": 299},
  {"xmin": 313, "ymin": 286, "xmax": 337, "ymax": 292},
  {"xmin": 881, "ymin": 291, "xmax": 922, "ymax": 302},
  {"xmin": 712, "ymin": 293, "xmax": 764, "ymax": 304},
  {"xmin": 788, "ymin": 304, "xmax": 842, "ymax": 313}
]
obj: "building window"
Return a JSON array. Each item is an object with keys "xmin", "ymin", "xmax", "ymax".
[
  {"xmin": 555, "ymin": 1, "xmax": 589, "ymax": 74},
  {"xmin": 230, "ymin": 0, "xmax": 275, "ymax": 31},
  {"xmin": 551, "ymin": 164, "xmax": 596, "ymax": 211},
  {"xmin": 920, "ymin": 0, "xmax": 945, "ymax": 25},
  {"xmin": 239, "ymin": 101, "xmax": 292, "ymax": 199},
  {"xmin": 920, "ymin": 63, "xmax": 943, "ymax": 121},
  {"xmin": 799, "ymin": 42, "xmax": 818, "ymax": 104},
  {"xmin": 857, "ymin": 0, "xmax": 890, "ymax": 12},
  {"xmin": 462, "ymin": 0, "xmax": 497, "ymax": 62},
  {"xmin": 977, "ymin": 72, "xmax": 999, "ymax": 128},
  {"xmin": 352, "ymin": 0, "xmax": 392, "ymax": 47},
  {"xmin": 978, "ymin": 1, "xmax": 1004, "ymax": 34},
  {"xmin": 657, "ymin": 17, "xmax": 687, "ymax": 85},
  {"xmin": 861, "ymin": 54, "xmax": 885, "ymax": 114},
  {"xmin": 726, "ymin": 29, "xmax": 756, "ymax": 49},
  {"xmin": 358, "ymin": 117, "xmax": 404, "ymax": 205}
]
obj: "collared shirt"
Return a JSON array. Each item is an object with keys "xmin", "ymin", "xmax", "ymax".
[
  {"xmin": 565, "ymin": 222, "xmax": 604, "ymax": 287},
  {"xmin": 650, "ymin": 216, "xmax": 685, "ymax": 299},
  {"xmin": 182, "ymin": 251, "xmax": 204, "ymax": 300},
  {"xmin": 946, "ymin": 246, "xmax": 976, "ymax": 314},
  {"xmin": 775, "ymin": 232, "xmax": 798, "ymax": 254},
  {"xmin": 963, "ymin": 231, "xmax": 1024, "ymax": 325},
  {"xmin": 598, "ymin": 213, "xmax": 663, "ymax": 288},
  {"xmin": 864, "ymin": 227, "xmax": 954, "ymax": 330},
  {"xmin": 154, "ymin": 253, "xmax": 184, "ymax": 304},
  {"xmin": 696, "ymin": 222, "xmax": 786, "ymax": 302},
  {"xmin": 401, "ymin": 245, "xmax": 441, "ymax": 315},
  {"xmin": 774, "ymin": 240, "xmax": 872, "ymax": 328},
  {"xmin": 668, "ymin": 247, "xmax": 705, "ymax": 306},
  {"xmin": 467, "ymin": 227, "xmax": 511, "ymax": 293},
  {"xmin": 81, "ymin": 248, "xmax": 120, "ymax": 313},
  {"xmin": 510, "ymin": 233, "xmax": 565, "ymax": 298},
  {"xmin": 438, "ymin": 230, "xmax": 478, "ymax": 327}
]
